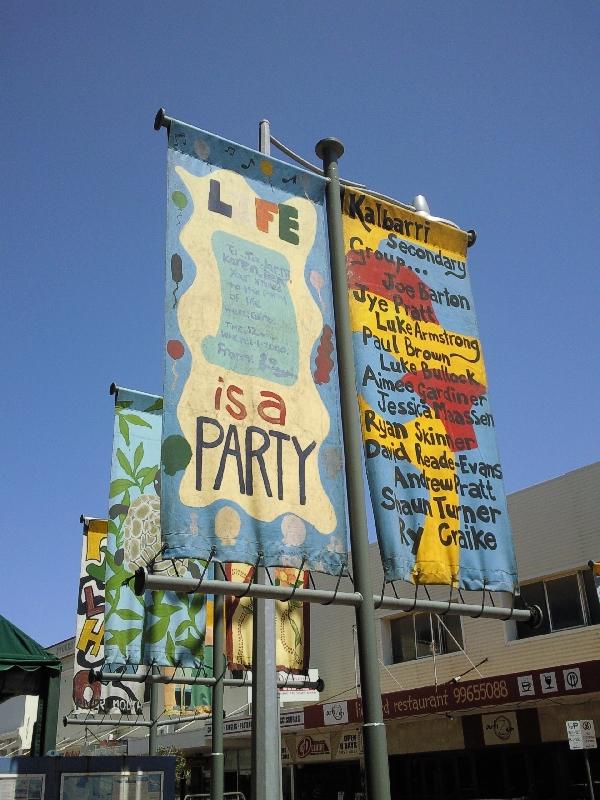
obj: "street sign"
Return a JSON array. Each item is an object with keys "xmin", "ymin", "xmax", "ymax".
[{"xmin": 566, "ymin": 720, "xmax": 597, "ymax": 750}]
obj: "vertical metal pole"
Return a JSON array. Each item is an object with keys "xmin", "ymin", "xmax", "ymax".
[
  {"xmin": 149, "ymin": 679, "xmax": 159, "ymax": 755},
  {"xmin": 584, "ymin": 750, "xmax": 596, "ymax": 800},
  {"xmin": 211, "ymin": 562, "xmax": 226, "ymax": 800},
  {"xmin": 316, "ymin": 137, "xmax": 392, "ymax": 800},
  {"xmin": 250, "ymin": 118, "xmax": 283, "ymax": 800}
]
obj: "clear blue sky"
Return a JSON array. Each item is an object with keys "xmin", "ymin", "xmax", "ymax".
[{"xmin": 2, "ymin": 2, "xmax": 599, "ymax": 645}]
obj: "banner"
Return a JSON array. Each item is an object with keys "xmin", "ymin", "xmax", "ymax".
[
  {"xmin": 160, "ymin": 122, "xmax": 348, "ymax": 575},
  {"xmin": 163, "ymin": 668, "xmax": 211, "ymax": 717},
  {"xmin": 73, "ymin": 517, "xmax": 144, "ymax": 714},
  {"xmin": 225, "ymin": 563, "xmax": 310, "ymax": 673},
  {"xmin": 103, "ymin": 387, "xmax": 213, "ymax": 693},
  {"xmin": 342, "ymin": 190, "xmax": 517, "ymax": 591}
]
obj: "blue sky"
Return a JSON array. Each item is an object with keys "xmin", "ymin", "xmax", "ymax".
[{"xmin": 2, "ymin": 2, "xmax": 599, "ymax": 645}]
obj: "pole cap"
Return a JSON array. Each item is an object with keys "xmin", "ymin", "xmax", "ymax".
[
  {"xmin": 134, "ymin": 567, "xmax": 146, "ymax": 596},
  {"xmin": 527, "ymin": 604, "xmax": 544, "ymax": 629},
  {"xmin": 315, "ymin": 137, "xmax": 345, "ymax": 161},
  {"xmin": 154, "ymin": 107, "xmax": 170, "ymax": 132}
]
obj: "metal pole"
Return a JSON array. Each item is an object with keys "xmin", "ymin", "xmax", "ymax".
[
  {"xmin": 148, "ymin": 679, "xmax": 159, "ymax": 755},
  {"xmin": 584, "ymin": 750, "xmax": 596, "ymax": 800},
  {"xmin": 137, "ymin": 571, "xmax": 538, "ymax": 625},
  {"xmin": 95, "ymin": 671, "xmax": 324, "ymax": 690},
  {"xmin": 136, "ymin": 572, "xmax": 538, "ymax": 624},
  {"xmin": 316, "ymin": 136, "xmax": 392, "ymax": 800},
  {"xmin": 211, "ymin": 562, "xmax": 226, "ymax": 800},
  {"xmin": 251, "ymin": 118, "xmax": 283, "ymax": 800},
  {"xmin": 63, "ymin": 717, "xmax": 153, "ymax": 728}
]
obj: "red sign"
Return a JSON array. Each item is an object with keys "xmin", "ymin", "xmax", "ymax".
[{"xmin": 304, "ymin": 660, "xmax": 600, "ymax": 729}]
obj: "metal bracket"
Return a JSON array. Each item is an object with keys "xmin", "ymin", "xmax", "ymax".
[
  {"xmin": 320, "ymin": 563, "xmax": 345, "ymax": 606},
  {"xmin": 154, "ymin": 107, "xmax": 172, "ymax": 133},
  {"xmin": 283, "ymin": 556, "xmax": 306, "ymax": 601}
]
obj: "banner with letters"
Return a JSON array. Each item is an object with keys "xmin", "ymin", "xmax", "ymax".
[
  {"xmin": 225, "ymin": 563, "xmax": 310, "ymax": 673},
  {"xmin": 74, "ymin": 517, "xmax": 144, "ymax": 714},
  {"xmin": 103, "ymin": 387, "xmax": 213, "ymax": 694},
  {"xmin": 160, "ymin": 122, "xmax": 348, "ymax": 574},
  {"xmin": 342, "ymin": 189, "xmax": 517, "ymax": 591}
]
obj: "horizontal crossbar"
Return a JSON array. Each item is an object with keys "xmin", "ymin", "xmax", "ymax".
[
  {"xmin": 92, "ymin": 670, "xmax": 324, "ymax": 691},
  {"xmin": 135, "ymin": 569, "xmax": 539, "ymax": 625}
]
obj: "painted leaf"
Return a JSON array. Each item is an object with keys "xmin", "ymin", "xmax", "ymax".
[
  {"xmin": 176, "ymin": 632, "xmax": 203, "ymax": 655},
  {"xmin": 118, "ymin": 414, "xmax": 130, "ymax": 446},
  {"xmin": 133, "ymin": 442, "xmax": 144, "ymax": 471},
  {"xmin": 165, "ymin": 632, "xmax": 176, "ymax": 664},
  {"xmin": 106, "ymin": 627, "xmax": 139, "ymax": 656},
  {"xmin": 175, "ymin": 619, "xmax": 193, "ymax": 638},
  {"xmin": 146, "ymin": 615, "xmax": 171, "ymax": 644},
  {"xmin": 114, "ymin": 608, "xmax": 144, "ymax": 621},
  {"xmin": 152, "ymin": 601, "xmax": 180, "ymax": 619},
  {"xmin": 117, "ymin": 448, "xmax": 134, "ymax": 477},
  {"xmin": 138, "ymin": 465, "xmax": 159, "ymax": 490},
  {"xmin": 86, "ymin": 562, "xmax": 105, "ymax": 583},
  {"xmin": 144, "ymin": 398, "xmax": 163, "ymax": 413},
  {"xmin": 123, "ymin": 414, "xmax": 152, "ymax": 429},
  {"xmin": 289, "ymin": 616, "xmax": 301, "ymax": 649},
  {"xmin": 109, "ymin": 478, "xmax": 135, "ymax": 498}
]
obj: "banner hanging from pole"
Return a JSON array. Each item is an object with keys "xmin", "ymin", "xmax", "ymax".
[
  {"xmin": 73, "ymin": 517, "xmax": 144, "ymax": 714},
  {"xmin": 103, "ymin": 387, "xmax": 213, "ymax": 685},
  {"xmin": 341, "ymin": 189, "xmax": 517, "ymax": 591},
  {"xmin": 160, "ymin": 121, "xmax": 348, "ymax": 575},
  {"xmin": 225, "ymin": 563, "xmax": 310, "ymax": 673},
  {"xmin": 163, "ymin": 668, "xmax": 212, "ymax": 717}
]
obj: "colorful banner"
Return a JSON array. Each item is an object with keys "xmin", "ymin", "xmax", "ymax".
[
  {"xmin": 163, "ymin": 668, "xmax": 211, "ymax": 717},
  {"xmin": 73, "ymin": 517, "xmax": 144, "ymax": 714},
  {"xmin": 103, "ymin": 388, "xmax": 213, "ymax": 694},
  {"xmin": 225, "ymin": 563, "xmax": 310, "ymax": 673},
  {"xmin": 160, "ymin": 122, "xmax": 348, "ymax": 575},
  {"xmin": 342, "ymin": 190, "xmax": 517, "ymax": 591}
]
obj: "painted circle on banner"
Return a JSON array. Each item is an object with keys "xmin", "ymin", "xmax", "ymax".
[
  {"xmin": 260, "ymin": 160, "xmax": 273, "ymax": 177},
  {"xmin": 281, "ymin": 514, "xmax": 306, "ymax": 546},
  {"xmin": 167, "ymin": 339, "xmax": 185, "ymax": 359},
  {"xmin": 215, "ymin": 506, "xmax": 241, "ymax": 546},
  {"xmin": 194, "ymin": 138, "xmax": 210, "ymax": 159},
  {"xmin": 171, "ymin": 191, "xmax": 188, "ymax": 210}
]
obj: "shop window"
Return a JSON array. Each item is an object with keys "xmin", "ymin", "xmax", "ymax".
[
  {"xmin": 515, "ymin": 570, "xmax": 600, "ymax": 640},
  {"xmin": 390, "ymin": 613, "xmax": 463, "ymax": 664}
]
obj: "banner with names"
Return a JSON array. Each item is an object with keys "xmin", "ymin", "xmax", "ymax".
[{"xmin": 342, "ymin": 189, "xmax": 517, "ymax": 591}]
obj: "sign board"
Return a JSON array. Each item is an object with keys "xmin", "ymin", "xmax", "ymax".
[
  {"xmin": 104, "ymin": 388, "xmax": 213, "ymax": 678},
  {"xmin": 73, "ymin": 518, "xmax": 144, "ymax": 714},
  {"xmin": 482, "ymin": 711, "xmax": 519, "ymax": 746},
  {"xmin": 566, "ymin": 720, "xmax": 597, "ymax": 750},
  {"xmin": 206, "ymin": 709, "xmax": 304, "ymax": 737},
  {"xmin": 336, "ymin": 730, "xmax": 363, "ymax": 760},
  {"xmin": 295, "ymin": 733, "xmax": 331, "ymax": 763},
  {"xmin": 160, "ymin": 122, "xmax": 348, "ymax": 575},
  {"xmin": 341, "ymin": 189, "xmax": 517, "ymax": 590},
  {"xmin": 305, "ymin": 659, "xmax": 600, "ymax": 728}
]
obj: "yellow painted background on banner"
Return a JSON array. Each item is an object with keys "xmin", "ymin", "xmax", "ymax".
[
  {"xmin": 175, "ymin": 167, "xmax": 336, "ymax": 534},
  {"xmin": 226, "ymin": 563, "xmax": 309, "ymax": 672},
  {"xmin": 343, "ymin": 191, "xmax": 484, "ymax": 585}
]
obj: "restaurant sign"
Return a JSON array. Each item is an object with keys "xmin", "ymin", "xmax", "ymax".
[{"xmin": 304, "ymin": 660, "xmax": 600, "ymax": 728}]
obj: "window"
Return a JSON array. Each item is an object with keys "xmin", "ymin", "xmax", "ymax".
[
  {"xmin": 515, "ymin": 570, "xmax": 600, "ymax": 640},
  {"xmin": 390, "ymin": 613, "xmax": 463, "ymax": 664}
]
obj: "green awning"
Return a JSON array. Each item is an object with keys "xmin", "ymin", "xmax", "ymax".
[{"xmin": 0, "ymin": 615, "xmax": 61, "ymax": 703}]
